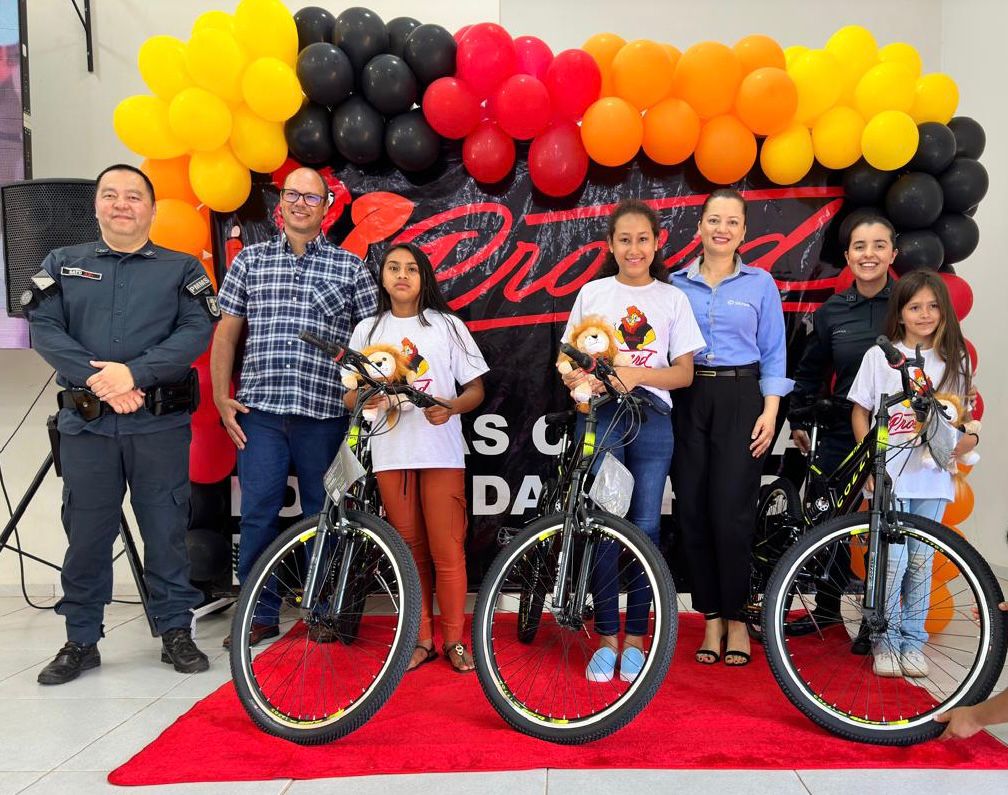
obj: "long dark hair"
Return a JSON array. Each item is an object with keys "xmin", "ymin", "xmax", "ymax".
[
  {"xmin": 595, "ymin": 199, "xmax": 666, "ymax": 280},
  {"xmin": 885, "ymin": 270, "xmax": 971, "ymax": 395}
]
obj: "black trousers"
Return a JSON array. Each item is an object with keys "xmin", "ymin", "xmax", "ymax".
[
  {"xmin": 674, "ymin": 374, "xmax": 765, "ymax": 621},
  {"xmin": 808, "ymin": 428, "xmax": 857, "ymax": 616}
]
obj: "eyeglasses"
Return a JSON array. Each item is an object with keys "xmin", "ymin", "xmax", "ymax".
[{"xmin": 280, "ymin": 189, "xmax": 325, "ymax": 207}]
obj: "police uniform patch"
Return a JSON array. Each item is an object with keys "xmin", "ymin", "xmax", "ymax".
[
  {"xmin": 61, "ymin": 266, "xmax": 102, "ymax": 280},
  {"xmin": 206, "ymin": 295, "xmax": 221, "ymax": 318},
  {"xmin": 186, "ymin": 274, "xmax": 213, "ymax": 296},
  {"xmin": 31, "ymin": 270, "xmax": 57, "ymax": 294}
]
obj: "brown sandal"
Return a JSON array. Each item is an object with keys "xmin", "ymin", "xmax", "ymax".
[{"xmin": 443, "ymin": 641, "xmax": 475, "ymax": 673}]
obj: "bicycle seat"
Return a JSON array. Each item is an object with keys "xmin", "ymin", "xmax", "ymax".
[
  {"xmin": 788, "ymin": 397, "xmax": 852, "ymax": 424},
  {"xmin": 544, "ymin": 409, "xmax": 577, "ymax": 428}
]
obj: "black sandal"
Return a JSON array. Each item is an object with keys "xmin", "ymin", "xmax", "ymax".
[
  {"xmin": 724, "ymin": 649, "xmax": 751, "ymax": 666},
  {"xmin": 406, "ymin": 644, "xmax": 438, "ymax": 672},
  {"xmin": 443, "ymin": 641, "xmax": 475, "ymax": 673},
  {"xmin": 694, "ymin": 647, "xmax": 721, "ymax": 665}
]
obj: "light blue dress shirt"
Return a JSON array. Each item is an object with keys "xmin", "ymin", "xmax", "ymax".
[{"xmin": 671, "ymin": 257, "xmax": 794, "ymax": 397}]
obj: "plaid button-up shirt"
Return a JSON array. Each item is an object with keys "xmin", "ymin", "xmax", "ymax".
[{"xmin": 218, "ymin": 233, "xmax": 378, "ymax": 418}]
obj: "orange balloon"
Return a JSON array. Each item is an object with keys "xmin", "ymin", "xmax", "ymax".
[
  {"xmin": 150, "ymin": 198, "xmax": 209, "ymax": 258},
  {"xmin": 662, "ymin": 44, "xmax": 682, "ymax": 73},
  {"xmin": 957, "ymin": 461, "xmax": 973, "ymax": 476},
  {"xmin": 942, "ymin": 478, "xmax": 975, "ymax": 525},
  {"xmin": 611, "ymin": 40, "xmax": 675, "ymax": 110},
  {"xmin": 734, "ymin": 67, "xmax": 797, "ymax": 136},
  {"xmin": 582, "ymin": 33, "xmax": 626, "ymax": 98},
  {"xmin": 931, "ymin": 547, "xmax": 956, "ymax": 588},
  {"xmin": 694, "ymin": 115, "xmax": 756, "ymax": 184},
  {"xmin": 642, "ymin": 98, "xmax": 700, "ymax": 165},
  {"xmin": 733, "ymin": 34, "xmax": 785, "ymax": 74},
  {"xmin": 140, "ymin": 156, "xmax": 199, "ymax": 204},
  {"xmin": 671, "ymin": 42, "xmax": 743, "ymax": 119},
  {"xmin": 924, "ymin": 582, "xmax": 954, "ymax": 635},
  {"xmin": 580, "ymin": 97, "xmax": 643, "ymax": 167}
]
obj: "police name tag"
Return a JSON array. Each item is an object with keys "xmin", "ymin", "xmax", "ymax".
[
  {"xmin": 186, "ymin": 274, "xmax": 212, "ymax": 296},
  {"xmin": 61, "ymin": 266, "xmax": 102, "ymax": 280}
]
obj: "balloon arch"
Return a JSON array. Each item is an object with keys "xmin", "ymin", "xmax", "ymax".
[{"xmin": 114, "ymin": 1, "xmax": 988, "ymax": 622}]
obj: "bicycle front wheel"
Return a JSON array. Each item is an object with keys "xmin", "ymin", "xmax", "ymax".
[
  {"xmin": 763, "ymin": 511, "xmax": 1007, "ymax": 745},
  {"xmin": 229, "ymin": 510, "xmax": 421, "ymax": 745},
  {"xmin": 472, "ymin": 511, "xmax": 677, "ymax": 744}
]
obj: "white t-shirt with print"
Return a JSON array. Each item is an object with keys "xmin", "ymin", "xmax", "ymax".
[
  {"xmin": 847, "ymin": 342, "xmax": 954, "ymax": 501},
  {"xmin": 562, "ymin": 277, "xmax": 706, "ymax": 407},
  {"xmin": 349, "ymin": 311, "xmax": 489, "ymax": 473}
]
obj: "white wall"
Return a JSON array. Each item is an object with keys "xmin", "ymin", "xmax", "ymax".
[{"xmin": 2, "ymin": 0, "xmax": 1004, "ymax": 594}]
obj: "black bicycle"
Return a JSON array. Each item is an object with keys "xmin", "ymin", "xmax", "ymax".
[
  {"xmin": 761, "ymin": 336, "xmax": 1006, "ymax": 745},
  {"xmin": 472, "ymin": 344, "xmax": 677, "ymax": 744},
  {"xmin": 229, "ymin": 333, "xmax": 442, "ymax": 745}
]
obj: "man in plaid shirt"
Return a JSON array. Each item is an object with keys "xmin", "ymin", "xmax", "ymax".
[{"xmin": 210, "ymin": 166, "xmax": 378, "ymax": 647}]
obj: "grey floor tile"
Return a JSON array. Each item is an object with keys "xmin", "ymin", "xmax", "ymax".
[
  {"xmin": 288, "ymin": 769, "xmax": 547, "ymax": 794},
  {"xmin": 0, "ymin": 649, "xmax": 50, "ymax": 681},
  {"xmin": 20, "ymin": 771, "xmax": 292, "ymax": 793},
  {"xmin": 548, "ymin": 769, "xmax": 807, "ymax": 794},
  {"xmin": 798, "ymin": 769, "xmax": 1008, "ymax": 794},
  {"xmin": 0, "ymin": 772, "xmax": 45, "ymax": 795},
  {"xmin": 0, "ymin": 698, "xmax": 151, "ymax": 771}
]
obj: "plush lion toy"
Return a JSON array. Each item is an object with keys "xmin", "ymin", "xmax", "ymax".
[
  {"xmin": 921, "ymin": 391, "xmax": 980, "ymax": 472},
  {"xmin": 556, "ymin": 315, "xmax": 632, "ymax": 404},
  {"xmin": 340, "ymin": 344, "xmax": 416, "ymax": 427}
]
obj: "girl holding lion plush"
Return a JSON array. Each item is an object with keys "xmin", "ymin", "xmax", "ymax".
[
  {"xmin": 346, "ymin": 244, "xmax": 488, "ymax": 674},
  {"xmin": 561, "ymin": 199, "xmax": 706, "ymax": 684}
]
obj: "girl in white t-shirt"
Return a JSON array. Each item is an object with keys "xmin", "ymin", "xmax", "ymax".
[
  {"xmin": 562, "ymin": 199, "xmax": 706, "ymax": 684},
  {"xmin": 848, "ymin": 270, "xmax": 978, "ymax": 679},
  {"xmin": 346, "ymin": 244, "xmax": 489, "ymax": 674}
]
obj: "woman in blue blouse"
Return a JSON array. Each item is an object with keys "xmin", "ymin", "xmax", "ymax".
[{"xmin": 671, "ymin": 189, "xmax": 793, "ymax": 667}]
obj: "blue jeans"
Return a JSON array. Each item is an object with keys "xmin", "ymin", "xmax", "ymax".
[
  {"xmin": 236, "ymin": 409, "xmax": 348, "ymax": 623},
  {"xmin": 579, "ymin": 400, "xmax": 673, "ymax": 637},
  {"xmin": 877, "ymin": 498, "xmax": 947, "ymax": 654}
]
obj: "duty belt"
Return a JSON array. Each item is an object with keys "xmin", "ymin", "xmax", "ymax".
[{"xmin": 57, "ymin": 368, "xmax": 200, "ymax": 421}]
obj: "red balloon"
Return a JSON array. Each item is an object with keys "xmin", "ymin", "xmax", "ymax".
[
  {"xmin": 545, "ymin": 49, "xmax": 602, "ymax": 120},
  {"xmin": 972, "ymin": 390, "xmax": 984, "ymax": 420},
  {"xmin": 493, "ymin": 74, "xmax": 551, "ymax": 140},
  {"xmin": 964, "ymin": 337, "xmax": 978, "ymax": 372},
  {"xmin": 455, "ymin": 23, "xmax": 516, "ymax": 98},
  {"xmin": 422, "ymin": 77, "xmax": 481, "ymax": 139},
  {"xmin": 514, "ymin": 35, "xmax": 553, "ymax": 80},
  {"xmin": 190, "ymin": 421, "xmax": 236, "ymax": 484},
  {"xmin": 834, "ymin": 267, "xmax": 856, "ymax": 294},
  {"xmin": 463, "ymin": 120, "xmax": 516, "ymax": 183},
  {"xmin": 939, "ymin": 272, "xmax": 973, "ymax": 320},
  {"xmin": 529, "ymin": 122, "xmax": 589, "ymax": 197},
  {"xmin": 454, "ymin": 25, "xmax": 471, "ymax": 43}
]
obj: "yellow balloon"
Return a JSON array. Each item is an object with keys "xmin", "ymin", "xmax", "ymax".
[
  {"xmin": 783, "ymin": 45, "xmax": 809, "ymax": 70},
  {"xmin": 185, "ymin": 28, "xmax": 248, "ymax": 104},
  {"xmin": 192, "ymin": 10, "xmax": 234, "ymax": 36},
  {"xmin": 788, "ymin": 49, "xmax": 842, "ymax": 124},
  {"xmin": 911, "ymin": 73, "xmax": 959, "ymax": 124},
  {"xmin": 234, "ymin": 0, "xmax": 298, "ymax": 67},
  {"xmin": 854, "ymin": 62, "xmax": 916, "ymax": 119},
  {"xmin": 861, "ymin": 110, "xmax": 918, "ymax": 171},
  {"xmin": 879, "ymin": 42, "xmax": 922, "ymax": 79},
  {"xmin": 138, "ymin": 36, "xmax": 192, "ymax": 101},
  {"xmin": 812, "ymin": 106, "xmax": 865, "ymax": 170},
  {"xmin": 241, "ymin": 57, "xmax": 303, "ymax": 123},
  {"xmin": 113, "ymin": 95, "xmax": 187, "ymax": 159},
  {"xmin": 760, "ymin": 122, "xmax": 814, "ymax": 185},
  {"xmin": 168, "ymin": 87, "xmax": 233, "ymax": 152},
  {"xmin": 825, "ymin": 25, "xmax": 879, "ymax": 100},
  {"xmin": 189, "ymin": 146, "xmax": 252, "ymax": 212},
  {"xmin": 229, "ymin": 105, "xmax": 288, "ymax": 173}
]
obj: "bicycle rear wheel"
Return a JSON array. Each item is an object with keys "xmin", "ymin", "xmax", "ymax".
[
  {"xmin": 747, "ymin": 477, "xmax": 804, "ymax": 641},
  {"xmin": 472, "ymin": 511, "xmax": 677, "ymax": 744},
  {"xmin": 229, "ymin": 510, "xmax": 420, "ymax": 745},
  {"xmin": 763, "ymin": 511, "xmax": 1007, "ymax": 745}
]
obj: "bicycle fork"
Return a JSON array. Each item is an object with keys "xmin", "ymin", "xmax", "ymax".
[{"xmin": 300, "ymin": 495, "xmax": 356, "ymax": 616}]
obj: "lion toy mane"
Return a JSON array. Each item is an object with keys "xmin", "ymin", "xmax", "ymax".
[
  {"xmin": 556, "ymin": 315, "xmax": 632, "ymax": 404},
  {"xmin": 340, "ymin": 343, "xmax": 416, "ymax": 427}
]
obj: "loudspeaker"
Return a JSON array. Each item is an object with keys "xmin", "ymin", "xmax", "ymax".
[{"xmin": 2, "ymin": 179, "xmax": 99, "ymax": 317}]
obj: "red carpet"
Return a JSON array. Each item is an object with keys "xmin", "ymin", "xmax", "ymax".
[{"xmin": 108, "ymin": 614, "xmax": 1008, "ymax": 786}]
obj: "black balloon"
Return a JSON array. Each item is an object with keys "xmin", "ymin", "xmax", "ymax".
[
  {"xmin": 332, "ymin": 7, "xmax": 388, "ymax": 74},
  {"xmin": 884, "ymin": 172, "xmax": 943, "ymax": 231},
  {"xmin": 296, "ymin": 42, "xmax": 354, "ymax": 106},
  {"xmin": 362, "ymin": 54, "xmax": 417, "ymax": 116},
  {"xmin": 964, "ymin": 204, "xmax": 978, "ymax": 217},
  {"xmin": 385, "ymin": 110, "xmax": 440, "ymax": 172},
  {"xmin": 842, "ymin": 159, "xmax": 896, "ymax": 207},
  {"xmin": 932, "ymin": 213, "xmax": 979, "ymax": 265},
  {"xmin": 332, "ymin": 96, "xmax": 384, "ymax": 165},
  {"xmin": 894, "ymin": 230, "xmax": 944, "ymax": 275},
  {"xmin": 938, "ymin": 263, "xmax": 957, "ymax": 274},
  {"xmin": 284, "ymin": 103, "xmax": 334, "ymax": 165},
  {"xmin": 294, "ymin": 6, "xmax": 336, "ymax": 50},
  {"xmin": 402, "ymin": 24, "xmax": 457, "ymax": 85},
  {"xmin": 939, "ymin": 157, "xmax": 989, "ymax": 213},
  {"xmin": 185, "ymin": 528, "xmax": 232, "ymax": 583},
  {"xmin": 908, "ymin": 122, "xmax": 956, "ymax": 175},
  {"xmin": 948, "ymin": 116, "xmax": 986, "ymax": 159},
  {"xmin": 387, "ymin": 16, "xmax": 421, "ymax": 58}
]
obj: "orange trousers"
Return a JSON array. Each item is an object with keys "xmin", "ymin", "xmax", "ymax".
[{"xmin": 375, "ymin": 468, "xmax": 468, "ymax": 644}]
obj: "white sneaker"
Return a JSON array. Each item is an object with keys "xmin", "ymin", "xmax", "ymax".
[
  {"xmin": 900, "ymin": 648, "xmax": 930, "ymax": 678},
  {"xmin": 873, "ymin": 649, "xmax": 902, "ymax": 677}
]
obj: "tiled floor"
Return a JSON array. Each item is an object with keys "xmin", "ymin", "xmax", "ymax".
[{"xmin": 0, "ymin": 596, "xmax": 1005, "ymax": 794}]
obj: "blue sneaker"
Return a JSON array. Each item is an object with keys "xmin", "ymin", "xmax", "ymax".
[
  {"xmin": 620, "ymin": 646, "xmax": 645, "ymax": 682},
  {"xmin": 586, "ymin": 646, "xmax": 617, "ymax": 682}
]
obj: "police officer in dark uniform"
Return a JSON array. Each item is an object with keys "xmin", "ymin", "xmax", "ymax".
[
  {"xmin": 23, "ymin": 164, "xmax": 217, "ymax": 684},
  {"xmin": 789, "ymin": 210, "xmax": 896, "ymax": 640}
]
